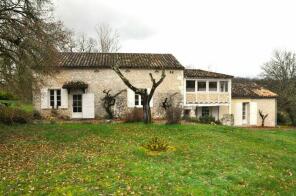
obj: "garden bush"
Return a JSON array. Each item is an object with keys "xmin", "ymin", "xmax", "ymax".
[
  {"xmin": 166, "ymin": 106, "xmax": 182, "ymax": 124},
  {"xmin": 199, "ymin": 115, "xmax": 216, "ymax": 124},
  {"xmin": 0, "ymin": 107, "xmax": 32, "ymax": 125},
  {"xmin": 125, "ymin": 108, "xmax": 143, "ymax": 122},
  {"xmin": 32, "ymin": 110, "xmax": 42, "ymax": 120},
  {"xmin": 142, "ymin": 137, "xmax": 169, "ymax": 152},
  {"xmin": 277, "ymin": 112, "xmax": 290, "ymax": 125}
]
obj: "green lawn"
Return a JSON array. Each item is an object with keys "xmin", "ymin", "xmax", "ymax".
[
  {"xmin": 0, "ymin": 100, "xmax": 33, "ymax": 112},
  {"xmin": 0, "ymin": 123, "xmax": 295, "ymax": 195}
]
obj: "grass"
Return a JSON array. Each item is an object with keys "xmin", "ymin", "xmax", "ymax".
[
  {"xmin": 0, "ymin": 123, "xmax": 295, "ymax": 195},
  {"xmin": 0, "ymin": 100, "xmax": 33, "ymax": 112}
]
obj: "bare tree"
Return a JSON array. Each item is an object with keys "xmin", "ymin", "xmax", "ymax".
[
  {"xmin": 101, "ymin": 89, "xmax": 124, "ymax": 119},
  {"xmin": 111, "ymin": 58, "xmax": 166, "ymax": 124},
  {"xmin": 96, "ymin": 23, "xmax": 120, "ymax": 52},
  {"xmin": 262, "ymin": 50, "xmax": 296, "ymax": 125},
  {"xmin": 59, "ymin": 30, "xmax": 77, "ymax": 52},
  {"xmin": 259, "ymin": 110, "xmax": 268, "ymax": 127},
  {"xmin": 76, "ymin": 33, "xmax": 97, "ymax": 52}
]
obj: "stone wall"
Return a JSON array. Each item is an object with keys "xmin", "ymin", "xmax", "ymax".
[{"xmin": 33, "ymin": 68, "xmax": 184, "ymax": 119}]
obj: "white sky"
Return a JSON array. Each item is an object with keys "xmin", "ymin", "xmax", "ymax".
[{"xmin": 53, "ymin": 0, "xmax": 296, "ymax": 77}]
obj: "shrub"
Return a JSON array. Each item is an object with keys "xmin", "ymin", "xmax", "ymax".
[
  {"xmin": 0, "ymin": 107, "xmax": 32, "ymax": 125},
  {"xmin": 166, "ymin": 107, "xmax": 182, "ymax": 124},
  {"xmin": 277, "ymin": 112, "xmax": 290, "ymax": 125},
  {"xmin": 0, "ymin": 91, "xmax": 16, "ymax": 100},
  {"xmin": 125, "ymin": 108, "xmax": 143, "ymax": 122},
  {"xmin": 183, "ymin": 116, "xmax": 199, "ymax": 123},
  {"xmin": 32, "ymin": 110, "xmax": 42, "ymax": 120},
  {"xmin": 199, "ymin": 115, "xmax": 216, "ymax": 124},
  {"xmin": 142, "ymin": 137, "xmax": 169, "ymax": 152}
]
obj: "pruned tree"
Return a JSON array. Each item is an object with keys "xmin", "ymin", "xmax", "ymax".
[
  {"xmin": 96, "ymin": 23, "xmax": 120, "ymax": 52},
  {"xmin": 262, "ymin": 50, "xmax": 296, "ymax": 125},
  {"xmin": 259, "ymin": 110, "xmax": 268, "ymax": 127},
  {"xmin": 161, "ymin": 92, "xmax": 179, "ymax": 110},
  {"xmin": 101, "ymin": 89, "xmax": 124, "ymax": 119},
  {"xmin": 111, "ymin": 59, "xmax": 166, "ymax": 124},
  {"xmin": 0, "ymin": 0, "xmax": 69, "ymax": 100},
  {"xmin": 161, "ymin": 93, "xmax": 182, "ymax": 124}
]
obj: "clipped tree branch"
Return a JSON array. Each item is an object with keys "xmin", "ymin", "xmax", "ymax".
[
  {"xmin": 101, "ymin": 89, "xmax": 125, "ymax": 119},
  {"xmin": 259, "ymin": 110, "xmax": 268, "ymax": 127}
]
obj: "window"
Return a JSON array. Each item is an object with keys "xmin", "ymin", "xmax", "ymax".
[
  {"xmin": 56, "ymin": 90, "xmax": 61, "ymax": 106},
  {"xmin": 209, "ymin": 82, "xmax": 217, "ymax": 92},
  {"xmin": 202, "ymin": 107, "xmax": 210, "ymax": 116},
  {"xmin": 197, "ymin": 81, "xmax": 206, "ymax": 91},
  {"xmin": 220, "ymin": 81, "xmax": 228, "ymax": 92},
  {"xmin": 186, "ymin": 80, "xmax": 195, "ymax": 92},
  {"xmin": 49, "ymin": 89, "xmax": 61, "ymax": 109},
  {"xmin": 73, "ymin": 94, "xmax": 82, "ymax": 112},
  {"xmin": 50, "ymin": 90, "xmax": 55, "ymax": 107},
  {"xmin": 242, "ymin": 102, "xmax": 247, "ymax": 120},
  {"xmin": 184, "ymin": 109, "xmax": 191, "ymax": 117},
  {"xmin": 135, "ymin": 94, "xmax": 143, "ymax": 106}
]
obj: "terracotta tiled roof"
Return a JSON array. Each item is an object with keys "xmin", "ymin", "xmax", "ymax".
[
  {"xmin": 232, "ymin": 82, "xmax": 277, "ymax": 98},
  {"xmin": 55, "ymin": 52, "xmax": 184, "ymax": 70},
  {"xmin": 184, "ymin": 69, "xmax": 233, "ymax": 79}
]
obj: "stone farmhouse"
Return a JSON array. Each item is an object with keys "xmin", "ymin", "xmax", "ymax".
[{"xmin": 33, "ymin": 52, "xmax": 277, "ymax": 126}]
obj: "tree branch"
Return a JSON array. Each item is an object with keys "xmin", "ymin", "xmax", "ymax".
[{"xmin": 111, "ymin": 58, "xmax": 144, "ymax": 94}]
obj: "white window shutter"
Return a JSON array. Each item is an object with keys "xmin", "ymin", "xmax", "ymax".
[
  {"xmin": 250, "ymin": 102, "xmax": 258, "ymax": 125},
  {"xmin": 234, "ymin": 102, "xmax": 242, "ymax": 126},
  {"xmin": 60, "ymin": 89, "xmax": 68, "ymax": 109},
  {"xmin": 147, "ymin": 88, "xmax": 153, "ymax": 107},
  {"xmin": 82, "ymin": 93, "xmax": 95, "ymax": 119},
  {"xmin": 127, "ymin": 88, "xmax": 135, "ymax": 108},
  {"xmin": 41, "ymin": 88, "xmax": 49, "ymax": 109}
]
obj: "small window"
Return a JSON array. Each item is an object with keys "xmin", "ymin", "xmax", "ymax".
[
  {"xmin": 184, "ymin": 109, "xmax": 190, "ymax": 117},
  {"xmin": 49, "ymin": 89, "xmax": 61, "ymax": 109},
  {"xmin": 135, "ymin": 94, "xmax": 143, "ymax": 106},
  {"xmin": 242, "ymin": 103, "xmax": 247, "ymax": 120},
  {"xmin": 197, "ymin": 81, "xmax": 206, "ymax": 91},
  {"xmin": 202, "ymin": 107, "xmax": 210, "ymax": 117},
  {"xmin": 209, "ymin": 82, "xmax": 217, "ymax": 92},
  {"xmin": 50, "ymin": 90, "xmax": 55, "ymax": 107},
  {"xmin": 186, "ymin": 80, "xmax": 195, "ymax": 92},
  {"xmin": 56, "ymin": 89, "xmax": 61, "ymax": 107},
  {"xmin": 220, "ymin": 81, "xmax": 228, "ymax": 92}
]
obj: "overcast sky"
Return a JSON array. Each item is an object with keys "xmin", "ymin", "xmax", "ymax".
[{"xmin": 53, "ymin": 0, "xmax": 296, "ymax": 77}]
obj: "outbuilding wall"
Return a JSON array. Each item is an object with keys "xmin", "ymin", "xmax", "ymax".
[{"xmin": 231, "ymin": 98, "xmax": 277, "ymax": 127}]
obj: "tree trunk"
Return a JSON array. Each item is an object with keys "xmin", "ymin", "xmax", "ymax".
[
  {"xmin": 261, "ymin": 119, "xmax": 265, "ymax": 127},
  {"xmin": 106, "ymin": 105, "xmax": 113, "ymax": 119},
  {"xmin": 143, "ymin": 95, "xmax": 152, "ymax": 124}
]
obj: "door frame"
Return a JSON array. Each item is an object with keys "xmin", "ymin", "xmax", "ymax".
[
  {"xmin": 242, "ymin": 102, "xmax": 249, "ymax": 125},
  {"xmin": 71, "ymin": 93, "xmax": 83, "ymax": 119}
]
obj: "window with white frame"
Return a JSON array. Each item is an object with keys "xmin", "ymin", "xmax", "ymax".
[
  {"xmin": 202, "ymin": 107, "xmax": 210, "ymax": 116},
  {"xmin": 209, "ymin": 81, "xmax": 217, "ymax": 91},
  {"xmin": 49, "ymin": 89, "xmax": 61, "ymax": 109},
  {"xmin": 135, "ymin": 94, "xmax": 143, "ymax": 106},
  {"xmin": 197, "ymin": 81, "xmax": 207, "ymax": 91},
  {"xmin": 220, "ymin": 81, "xmax": 228, "ymax": 92},
  {"xmin": 186, "ymin": 80, "xmax": 195, "ymax": 92}
]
